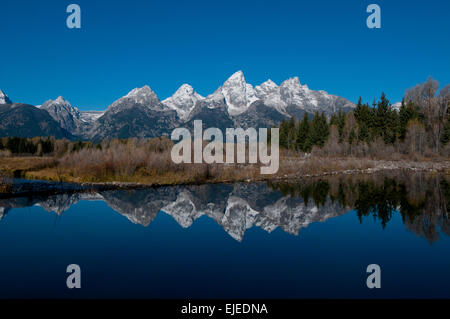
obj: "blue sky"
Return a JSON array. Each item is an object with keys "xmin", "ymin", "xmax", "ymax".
[{"xmin": 0, "ymin": 0, "xmax": 449, "ymax": 110}]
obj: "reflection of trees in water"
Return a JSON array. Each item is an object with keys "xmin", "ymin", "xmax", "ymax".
[
  {"xmin": 269, "ymin": 171, "xmax": 450, "ymax": 244},
  {"xmin": 268, "ymin": 179, "xmax": 330, "ymax": 207},
  {"xmin": 1, "ymin": 172, "xmax": 449, "ymax": 243}
]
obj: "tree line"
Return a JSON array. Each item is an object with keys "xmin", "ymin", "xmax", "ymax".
[
  {"xmin": 278, "ymin": 77, "xmax": 450, "ymax": 157},
  {"xmin": 0, "ymin": 136, "xmax": 172, "ymax": 157},
  {"xmin": 0, "ymin": 136, "xmax": 98, "ymax": 156}
]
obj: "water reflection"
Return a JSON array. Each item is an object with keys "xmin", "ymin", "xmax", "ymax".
[{"xmin": 1, "ymin": 171, "xmax": 449, "ymax": 242}]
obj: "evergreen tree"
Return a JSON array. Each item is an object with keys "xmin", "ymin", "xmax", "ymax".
[
  {"xmin": 309, "ymin": 112, "xmax": 320, "ymax": 146},
  {"xmin": 354, "ymin": 97, "xmax": 363, "ymax": 122},
  {"xmin": 279, "ymin": 119, "xmax": 289, "ymax": 149},
  {"xmin": 349, "ymin": 128, "xmax": 356, "ymax": 145},
  {"xmin": 287, "ymin": 117, "xmax": 296, "ymax": 149},
  {"xmin": 6, "ymin": 137, "xmax": 20, "ymax": 153},
  {"xmin": 354, "ymin": 98, "xmax": 374, "ymax": 142},
  {"xmin": 330, "ymin": 113, "xmax": 338, "ymax": 128},
  {"xmin": 319, "ymin": 112, "xmax": 330, "ymax": 145},
  {"xmin": 309, "ymin": 112, "xmax": 329, "ymax": 147},
  {"xmin": 39, "ymin": 137, "xmax": 54, "ymax": 154},
  {"xmin": 375, "ymin": 92, "xmax": 390, "ymax": 140},
  {"xmin": 358, "ymin": 122, "xmax": 369, "ymax": 142},
  {"xmin": 384, "ymin": 109, "xmax": 399, "ymax": 144},
  {"xmin": 5, "ymin": 137, "xmax": 37, "ymax": 154},
  {"xmin": 296, "ymin": 113, "xmax": 311, "ymax": 152},
  {"xmin": 337, "ymin": 112, "xmax": 345, "ymax": 141},
  {"xmin": 330, "ymin": 111, "xmax": 346, "ymax": 142}
]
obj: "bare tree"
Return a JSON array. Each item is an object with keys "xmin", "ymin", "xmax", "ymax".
[
  {"xmin": 404, "ymin": 77, "xmax": 446, "ymax": 153},
  {"xmin": 405, "ymin": 120, "xmax": 426, "ymax": 155},
  {"xmin": 438, "ymin": 84, "xmax": 450, "ymax": 147}
]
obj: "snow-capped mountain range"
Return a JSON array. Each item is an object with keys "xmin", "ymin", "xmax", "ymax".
[{"xmin": 0, "ymin": 71, "xmax": 357, "ymax": 140}]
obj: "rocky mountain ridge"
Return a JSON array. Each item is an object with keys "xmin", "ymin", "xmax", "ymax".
[{"xmin": 0, "ymin": 71, "xmax": 356, "ymax": 139}]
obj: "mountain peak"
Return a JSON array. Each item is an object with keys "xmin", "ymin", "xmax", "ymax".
[
  {"xmin": 261, "ymin": 79, "xmax": 278, "ymax": 88},
  {"xmin": 256, "ymin": 79, "xmax": 279, "ymax": 95},
  {"xmin": 174, "ymin": 84, "xmax": 195, "ymax": 96},
  {"xmin": 41, "ymin": 96, "xmax": 76, "ymax": 111},
  {"xmin": 54, "ymin": 96, "xmax": 67, "ymax": 103},
  {"xmin": 162, "ymin": 84, "xmax": 203, "ymax": 119},
  {"xmin": 281, "ymin": 77, "xmax": 302, "ymax": 89},
  {"xmin": 45, "ymin": 96, "xmax": 73, "ymax": 107},
  {"xmin": 39, "ymin": 96, "xmax": 82, "ymax": 133},
  {"xmin": 126, "ymin": 85, "xmax": 156, "ymax": 98},
  {"xmin": 106, "ymin": 85, "xmax": 161, "ymax": 114},
  {"xmin": 226, "ymin": 70, "xmax": 245, "ymax": 81},
  {"xmin": 0, "ymin": 90, "xmax": 12, "ymax": 104},
  {"xmin": 221, "ymin": 70, "xmax": 257, "ymax": 116},
  {"xmin": 122, "ymin": 85, "xmax": 160, "ymax": 104}
]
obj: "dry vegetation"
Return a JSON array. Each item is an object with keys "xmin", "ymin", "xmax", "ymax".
[
  {"xmin": 0, "ymin": 136, "xmax": 449, "ymax": 188},
  {"xmin": 0, "ymin": 138, "xmax": 264, "ymax": 185}
]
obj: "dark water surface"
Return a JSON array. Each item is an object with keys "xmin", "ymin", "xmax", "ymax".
[{"xmin": 0, "ymin": 171, "xmax": 449, "ymax": 298}]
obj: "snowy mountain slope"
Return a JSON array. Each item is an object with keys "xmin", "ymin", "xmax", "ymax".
[
  {"xmin": 40, "ymin": 96, "xmax": 83, "ymax": 133},
  {"xmin": 0, "ymin": 90, "xmax": 12, "ymax": 104},
  {"xmin": 1, "ymin": 71, "xmax": 355, "ymax": 139},
  {"xmin": 162, "ymin": 84, "xmax": 203, "ymax": 120}
]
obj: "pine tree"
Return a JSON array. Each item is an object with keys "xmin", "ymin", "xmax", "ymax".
[
  {"xmin": 330, "ymin": 111, "xmax": 346, "ymax": 142},
  {"xmin": 309, "ymin": 112, "xmax": 320, "ymax": 146},
  {"xmin": 287, "ymin": 117, "xmax": 296, "ymax": 149},
  {"xmin": 309, "ymin": 112, "xmax": 329, "ymax": 147},
  {"xmin": 354, "ymin": 97, "xmax": 363, "ymax": 121},
  {"xmin": 384, "ymin": 109, "xmax": 399, "ymax": 144},
  {"xmin": 279, "ymin": 119, "xmax": 289, "ymax": 149},
  {"xmin": 358, "ymin": 122, "xmax": 369, "ymax": 142},
  {"xmin": 39, "ymin": 137, "xmax": 54, "ymax": 154},
  {"xmin": 319, "ymin": 112, "xmax": 330, "ymax": 146},
  {"xmin": 349, "ymin": 128, "xmax": 356, "ymax": 145},
  {"xmin": 354, "ymin": 98, "xmax": 374, "ymax": 142},
  {"xmin": 6, "ymin": 137, "xmax": 20, "ymax": 153},
  {"xmin": 297, "ymin": 113, "xmax": 311, "ymax": 152},
  {"xmin": 375, "ymin": 92, "xmax": 390, "ymax": 140}
]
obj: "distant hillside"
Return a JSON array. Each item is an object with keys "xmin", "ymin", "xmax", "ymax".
[{"xmin": 0, "ymin": 103, "xmax": 72, "ymax": 138}]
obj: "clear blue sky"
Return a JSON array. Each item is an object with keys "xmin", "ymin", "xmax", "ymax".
[{"xmin": 1, "ymin": 0, "xmax": 449, "ymax": 110}]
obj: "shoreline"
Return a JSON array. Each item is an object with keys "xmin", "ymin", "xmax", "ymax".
[{"xmin": 1, "ymin": 158, "xmax": 449, "ymax": 196}]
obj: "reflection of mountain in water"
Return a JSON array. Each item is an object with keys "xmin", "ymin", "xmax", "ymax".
[
  {"xmin": 0, "ymin": 172, "xmax": 449, "ymax": 243},
  {"xmin": 0, "ymin": 207, "xmax": 9, "ymax": 220},
  {"xmin": 96, "ymin": 183, "xmax": 348, "ymax": 241},
  {"xmin": 0, "ymin": 182, "xmax": 346, "ymax": 241}
]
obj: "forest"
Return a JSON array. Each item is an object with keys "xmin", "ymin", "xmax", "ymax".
[{"xmin": 278, "ymin": 77, "xmax": 450, "ymax": 158}]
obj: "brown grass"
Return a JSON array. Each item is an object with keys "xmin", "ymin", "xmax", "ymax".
[{"xmin": 1, "ymin": 138, "xmax": 449, "ymax": 187}]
